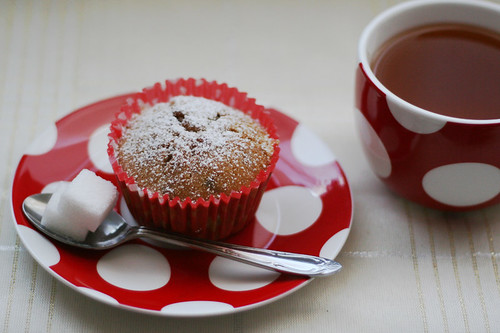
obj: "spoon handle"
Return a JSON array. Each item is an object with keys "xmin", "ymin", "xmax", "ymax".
[{"xmin": 134, "ymin": 227, "xmax": 342, "ymax": 277}]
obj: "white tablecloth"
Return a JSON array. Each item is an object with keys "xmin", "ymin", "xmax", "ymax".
[{"xmin": 1, "ymin": 0, "xmax": 500, "ymax": 332}]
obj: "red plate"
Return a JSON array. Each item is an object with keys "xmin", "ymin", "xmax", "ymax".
[{"xmin": 11, "ymin": 94, "xmax": 353, "ymax": 317}]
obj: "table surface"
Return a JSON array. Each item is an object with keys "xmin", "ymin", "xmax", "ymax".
[{"xmin": 1, "ymin": 0, "xmax": 500, "ymax": 332}]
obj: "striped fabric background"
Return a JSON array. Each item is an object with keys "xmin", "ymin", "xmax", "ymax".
[{"xmin": 1, "ymin": 1, "xmax": 499, "ymax": 332}]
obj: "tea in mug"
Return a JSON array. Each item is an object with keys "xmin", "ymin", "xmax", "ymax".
[{"xmin": 372, "ymin": 23, "xmax": 500, "ymax": 120}]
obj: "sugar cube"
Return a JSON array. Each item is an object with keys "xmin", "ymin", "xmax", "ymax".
[
  {"xmin": 41, "ymin": 169, "xmax": 119, "ymax": 241},
  {"xmin": 59, "ymin": 169, "xmax": 119, "ymax": 233},
  {"xmin": 41, "ymin": 183, "xmax": 89, "ymax": 241}
]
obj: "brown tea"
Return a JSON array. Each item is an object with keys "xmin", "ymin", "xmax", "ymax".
[{"xmin": 372, "ymin": 23, "xmax": 500, "ymax": 120}]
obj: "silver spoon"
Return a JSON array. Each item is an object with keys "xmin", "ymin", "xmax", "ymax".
[{"xmin": 22, "ymin": 193, "xmax": 342, "ymax": 277}]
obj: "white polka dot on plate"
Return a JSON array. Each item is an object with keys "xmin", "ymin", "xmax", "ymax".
[
  {"xmin": 386, "ymin": 95, "xmax": 446, "ymax": 134},
  {"xmin": 256, "ymin": 186, "xmax": 322, "ymax": 235},
  {"xmin": 77, "ymin": 287, "xmax": 119, "ymax": 304},
  {"xmin": 320, "ymin": 228, "xmax": 350, "ymax": 259},
  {"xmin": 88, "ymin": 124, "xmax": 113, "ymax": 174},
  {"xmin": 25, "ymin": 123, "xmax": 58, "ymax": 156},
  {"xmin": 355, "ymin": 108, "xmax": 391, "ymax": 178},
  {"xmin": 120, "ymin": 197, "xmax": 137, "ymax": 226},
  {"xmin": 422, "ymin": 162, "xmax": 500, "ymax": 207},
  {"xmin": 17, "ymin": 226, "xmax": 60, "ymax": 267},
  {"xmin": 208, "ymin": 256, "xmax": 280, "ymax": 291},
  {"xmin": 161, "ymin": 301, "xmax": 234, "ymax": 316},
  {"xmin": 291, "ymin": 124, "xmax": 336, "ymax": 166},
  {"xmin": 96, "ymin": 244, "xmax": 171, "ymax": 291}
]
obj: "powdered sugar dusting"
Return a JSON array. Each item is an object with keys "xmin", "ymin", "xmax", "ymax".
[{"xmin": 116, "ymin": 96, "xmax": 277, "ymax": 200}]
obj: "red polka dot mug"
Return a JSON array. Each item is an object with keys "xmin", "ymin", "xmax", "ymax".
[{"xmin": 355, "ymin": 0, "xmax": 500, "ymax": 210}]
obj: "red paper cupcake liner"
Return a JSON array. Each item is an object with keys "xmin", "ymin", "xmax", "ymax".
[{"xmin": 108, "ymin": 78, "xmax": 280, "ymax": 240}]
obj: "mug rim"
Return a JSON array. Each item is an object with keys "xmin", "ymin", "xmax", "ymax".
[{"xmin": 358, "ymin": 0, "xmax": 500, "ymax": 125}]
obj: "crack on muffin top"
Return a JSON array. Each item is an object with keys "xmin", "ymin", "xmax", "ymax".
[{"xmin": 116, "ymin": 96, "xmax": 277, "ymax": 200}]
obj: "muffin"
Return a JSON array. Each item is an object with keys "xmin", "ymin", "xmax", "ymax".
[{"xmin": 108, "ymin": 78, "xmax": 279, "ymax": 240}]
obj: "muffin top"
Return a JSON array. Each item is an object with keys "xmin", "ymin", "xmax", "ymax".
[{"xmin": 115, "ymin": 96, "xmax": 278, "ymax": 200}]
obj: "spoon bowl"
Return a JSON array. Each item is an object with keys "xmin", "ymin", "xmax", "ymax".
[{"xmin": 22, "ymin": 193, "xmax": 342, "ymax": 277}]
